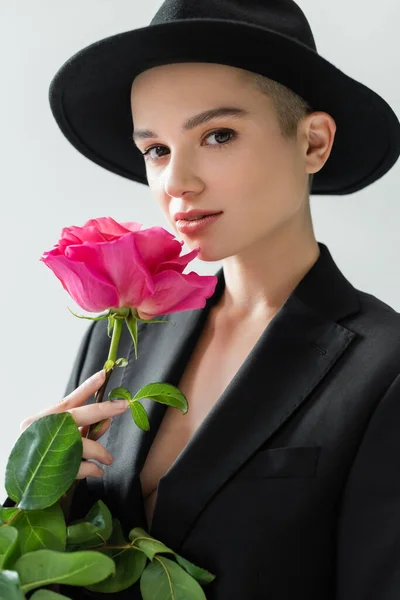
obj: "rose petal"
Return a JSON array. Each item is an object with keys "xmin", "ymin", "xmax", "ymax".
[
  {"xmin": 157, "ymin": 248, "xmax": 200, "ymax": 274},
  {"xmin": 42, "ymin": 217, "xmax": 214, "ymax": 317},
  {"xmin": 137, "ymin": 270, "xmax": 218, "ymax": 316},
  {"xmin": 60, "ymin": 225, "xmax": 110, "ymax": 244},
  {"xmin": 41, "ymin": 253, "xmax": 119, "ymax": 312},
  {"xmin": 66, "ymin": 233, "xmax": 155, "ymax": 308},
  {"xmin": 82, "ymin": 217, "xmax": 142, "ymax": 237},
  {"xmin": 134, "ymin": 227, "xmax": 183, "ymax": 273}
]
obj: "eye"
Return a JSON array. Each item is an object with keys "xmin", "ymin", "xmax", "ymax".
[
  {"xmin": 140, "ymin": 128, "xmax": 237, "ymax": 162},
  {"xmin": 206, "ymin": 129, "xmax": 236, "ymax": 147}
]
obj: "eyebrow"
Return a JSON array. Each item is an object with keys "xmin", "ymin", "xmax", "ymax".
[{"xmin": 132, "ymin": 106, "xmax": 249, "ymax": 143}]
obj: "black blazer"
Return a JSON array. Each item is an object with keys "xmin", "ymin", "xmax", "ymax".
[{"xmin": 4, "ymin": 242, "xmax": 400, "ymax": 599}]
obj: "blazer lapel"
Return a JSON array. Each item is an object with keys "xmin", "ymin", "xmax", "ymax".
[
  {"xmin": 100, "ymin": 283, "xmax": 215, "ymax": 534},
  {"xmin": 102, "ymin": 242, "xmax": 361, "ymax": 550}
]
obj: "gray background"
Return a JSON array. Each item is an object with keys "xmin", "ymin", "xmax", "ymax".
[{"xmin": 1, "ymin": 0, "xmax": 399, "ymax": 501}]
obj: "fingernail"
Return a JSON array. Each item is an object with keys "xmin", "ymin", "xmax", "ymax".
[
  {"xmin": 113, "ymin": 400, "xmax": 129, "ymax": 409},
  {"xmin": 91, "ymin": 369, "xmax": 106, "ymax": 382}
]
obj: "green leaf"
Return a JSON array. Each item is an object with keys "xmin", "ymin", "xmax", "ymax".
[
  {"xmin": 107, "ymin": 314, "xmax": 115, "ymax": 338},
  {"xmin": 5, "ymin": 413, "xmax": 83, "ymax": 510},
  {"xmin": 128, "ymin": 527, "xmax": 175, "ymax": 560},
  {"xmin": 131, "ymin": 401, "xmax": 150, "ymax": 431},
  {"xmin": 140, "ymin": 555, "xmax": 207, "ymax": 600},
  {"xmin": 128, "ymin": 528, "xmax": 215, "ymax": 584},
  {"xmin": 135, "ymin": 317, "xmax": 167, "ymax": 324},
  {"xmin": 132, "ymin": 383, "xmax": 188, "ymax": 413},
  {"xmin": 0, "ymin": 506, "xmax": 19, "ymax": 526},
  {"xmin": 108, "ymin": 387, "xmax": 132, "ymax": 402},
  {"xmin": 174, "ymin": 554, "xmax": 216, "ymax": 585},
  {"xmin": 0, "ymin": 570, "xmax": 25, "ymax": 600},
  {"xmin": 13, "ymin": 549, "xmax": 115, "ymax": 593},
  {"xmin": 30, "ymin": 590, "xmax": 71, "ymax": 599},
  {"xmin": 115, "ymin": 357, "xmax": 128, "ymax": 367},
  {"xmin": 12, "ymin": 502, "xmax": 66, "ymax": 554},
  {"xmin": 125, "ymin": 313, "xmax": 138, "ymax": 359},
  {"xmin": 67, "ymin": 307, "xmax": 108, "ymax": 321},
  {"xmin": 67, "ymin": 500, "xmax": 112, "ymax": 549},
  {"xmin": 0, "ymin": 526, "xmax": 20, "ymax": 570},
  {"xmin": 86, "ymin": 518, "xmax": 147, "ymax": 593},
  {"xmin": 66, "ymin": 521, "xmax": 100, "ymax": 551},
  {"xmin": 84, "ymin": 500, "xmax": 113, "ymax": 542}
]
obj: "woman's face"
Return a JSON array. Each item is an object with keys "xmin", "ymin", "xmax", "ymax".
[{"xmin": 130, "ymin": 62, "xmax": 313, "ymax": 262}]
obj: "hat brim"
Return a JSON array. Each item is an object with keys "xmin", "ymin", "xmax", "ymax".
[{"xmin": 48, "ymin": 19, "xmax": 400, "ymax": 195}]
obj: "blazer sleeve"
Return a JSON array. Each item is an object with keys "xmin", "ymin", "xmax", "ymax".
[
  {"xmin": 335, "ymin": 370, "xmax": 400, "ymax": 599},
  {"xmin": 2, "ymin": 321, "xmax": 98, "ymax": 515}
]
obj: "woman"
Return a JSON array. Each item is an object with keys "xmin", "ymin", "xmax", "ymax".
[{"xmin": 6, "ymin": 0, "xmax": 400, "ymax": 598}]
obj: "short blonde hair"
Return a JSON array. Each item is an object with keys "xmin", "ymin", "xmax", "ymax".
[{"xmin": 242, "ymin": 71, "xmax": 315, "ymax": 192}]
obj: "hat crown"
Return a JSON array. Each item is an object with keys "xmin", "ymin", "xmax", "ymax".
[
  {"xmin": 47, "ymin": 0, "xmax": 400, "ymax": 195},
  {"xmin": 151, "ymin": 0, "xmax": 316, "ymax": 51}
]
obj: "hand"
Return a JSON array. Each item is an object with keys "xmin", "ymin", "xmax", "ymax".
[{"xmin": 19, "ymin": 370, "xmax": 129, "ymax": 480}]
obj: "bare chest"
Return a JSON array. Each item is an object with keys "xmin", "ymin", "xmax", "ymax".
[{"xmin": 140, "ymin": 313, "xmax": 270, "ymax": 528}]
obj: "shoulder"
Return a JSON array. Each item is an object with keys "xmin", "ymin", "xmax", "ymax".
[
  {"xmin": 343, "ymin": 287, "xmax": 400, "ymax": 381},
  {"xmin": 351, "ymin": 287, "xmax": 400, "ymax": 341}
]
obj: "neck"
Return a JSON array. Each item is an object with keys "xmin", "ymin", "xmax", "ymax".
[{"xmin": 216, "ymin": 232, "xmax": 320, "ymax": 323}]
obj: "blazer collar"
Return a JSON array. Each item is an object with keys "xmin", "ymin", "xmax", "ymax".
[{"xmin": 100, "ymin": 241, "xmax": 360, "ymax": 549}]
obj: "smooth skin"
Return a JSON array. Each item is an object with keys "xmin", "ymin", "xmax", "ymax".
[
  {"xmin": 131, "ymin": 62, "xmax": 336, "ymax": 325},
  {"xmin": 19, "ymin": 370, "xmax": 129, "ymax": 480}
]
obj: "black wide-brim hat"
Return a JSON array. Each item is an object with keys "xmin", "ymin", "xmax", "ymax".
[{"xmin": 48, "ymin": 0, "xmax": 400, "ymax": 195}]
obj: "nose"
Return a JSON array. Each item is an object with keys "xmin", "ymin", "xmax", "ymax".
[{"xmin": 163, "ymin": 153, "xmax": 203, "ymax": 199}]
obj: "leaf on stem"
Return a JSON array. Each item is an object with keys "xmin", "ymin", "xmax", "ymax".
[
  {"xmin": 13, "ymin": 549, "xmax": 115, "ymax": 593},
  {"xmin": 125, "ymin": 313, "xmax": 138, "ymax": 359},
  {"xmin": 0, "ymin": 526, "xmax": 19, "ymax": 570},
  {"xmin": 11, "ymin": 502, "xmax": 66, "ymax": 554},
  {"xmin": 135, "ymin": 317, "xmax": 168, "ymax": 324},
  {"xmin": 132, "ymin": 383, "xmax": 188, "ymax": 414},
  {"xmin": 128, "ymin": 527, "xmax": 175, "ymax": 561},
  {"xmin": 128, "ymin": 528, "xmax": 215, "ymax": 584},
  {"xmin": 30, "ymin": 590, "xmax": 71, "ymax": 599},
  {"xmin": 174, "ymin": 554, "xmax": 216, "ymax": 585},
  {"xmin": 67, "ymin": 307, "xmax": 109, "ymax": 321},
  {"xmin": 5, "ymin": 413, "xmax": 83, "ymax": 511},
  {"xmin": 66, "ymin": 500, "xmax": 112, "ymax": 550},
  {"xmin": 130, "ymin": 402, "xmax": 150, "ymax": 431},
  {"xmin": 85, "ymin": 518, "xmax": 147, "ymax": 593},
  {"xmin": 0, "ymin": 506, "xmax": 19, "ymax": 526},
  {"xmin": 107, "ymin": 314, "xmax": 115, "ymax": 339},
  {"xmin": 108, "ymin": 388, "xmax": 132, "ymax": 402},
  {"xmin": 140, "ymin": 555, "xmax": 207, "ymax": 600}
]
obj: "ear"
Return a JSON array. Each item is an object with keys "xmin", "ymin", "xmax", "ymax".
[{"xmin": 300, "ymin": 112, "xmax": 337, "ymax": 175}]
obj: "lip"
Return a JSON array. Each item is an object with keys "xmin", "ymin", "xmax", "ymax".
[
  {"xmin": 173, "ymin": 209, "xmax": 222, "ymax": 221},
  {"xmin": 175, "ymin": 212, "xmax": 222, "ymax": 235}
]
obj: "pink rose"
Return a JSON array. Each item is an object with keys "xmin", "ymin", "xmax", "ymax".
[{"xmin": 40, "ymin": 216, "xmax": 218, "ymax": 317}]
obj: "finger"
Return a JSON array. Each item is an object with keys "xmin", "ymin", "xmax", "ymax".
[
  {"xmin": 91, "ymin": 417, "xmax": 111, "ymax": 439},
  {"xmin": 82, "ymin": 437, "xmax": 113, "ymax": 465},
  {"xmin": 58, "ymin": 370, "xmax": 107, "ymax": 410},
  {"xmin": 68, "ymin": 399, "xmax": 129, "ymax": 428},
  {"xmin": 137, "ymin": 309, "xmax": 153, "ymax": 320},
  {"xmin": 76, "ymin": 461, "xmax": 104, "ymax": 480},
  {"xmin": 79, "ymin": 424, "xmax": 89, "ymax": 437},
  {"xmin": 20, "ymin": 418, "xmax": 31, "ymax": 433},
  {"xmin": 80, "ymin": 417, "xmax": 111, "ymax": 441},
  {"xmin": 20, "ymin": 400, "xmax": 125, "ymax": 434},
  {"xmin": 21, "ymin": 371, "xmax": 107, "ymax": 430}
]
